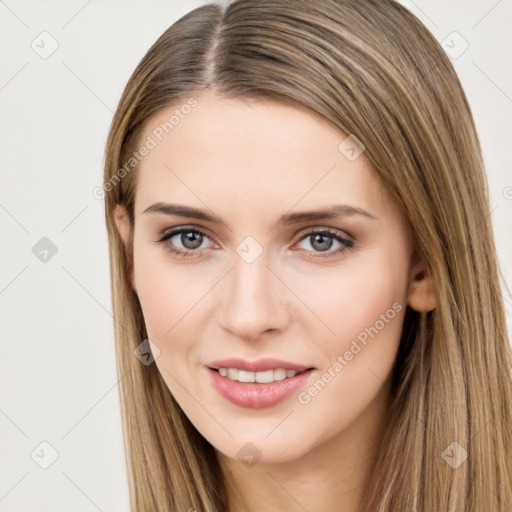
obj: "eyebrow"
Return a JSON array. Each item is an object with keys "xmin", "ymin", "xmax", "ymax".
[{"xmin": 142, "ymin": 202, "xmax": 377, "ymax": 226}]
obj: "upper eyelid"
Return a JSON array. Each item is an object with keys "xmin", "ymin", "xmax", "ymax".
[{"xmin": 158, "ymin": 225, "xmax": 214, "ymax": 243}]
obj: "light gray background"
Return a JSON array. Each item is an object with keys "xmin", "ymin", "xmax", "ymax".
[{"xmin": 1, "ymin": 1, "xmax": 511, "ymax": 510}]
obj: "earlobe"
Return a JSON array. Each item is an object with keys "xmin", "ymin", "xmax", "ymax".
[
  {"xmin": 113, "ymin": 204, "xmax": 136, "ymax": 292},
  {"xmin": 407, "ymin": 260, "xmax": 437, "ymax": 312}
]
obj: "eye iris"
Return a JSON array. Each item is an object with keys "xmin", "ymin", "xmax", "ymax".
[
  {"xmin": 182, "ymin": 231, "xmax": 203, "ymax": 249},
  {"xmin": 311, "ymin": 233, "xmax": 333, "ymax": 252}
]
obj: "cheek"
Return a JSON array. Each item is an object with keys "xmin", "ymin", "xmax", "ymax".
[
  {"xmin": 289, "ymin": 256, "xmax": 407, "ymax": 350},
  {"xmin": 133, "ymin": 243, "xmax": 195, "ymax": 345},
  {"xmin": 133, "ymin": 249, "xmax": 206, "ymax": 401},
  {"xmin": 132, "ymin": 242, "xmax": 223, "ymax": 389},
  {"xmin": 287, "ymin": 255, "xmax": 408, "ymax": 426}
]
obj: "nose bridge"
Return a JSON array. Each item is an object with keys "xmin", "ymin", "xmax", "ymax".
[{"xmin": 219, "ymin": 248, "xmax": 286, "ymax": 341}]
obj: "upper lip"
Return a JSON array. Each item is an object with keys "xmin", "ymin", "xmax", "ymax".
[{"xmin": 206, "ymin": 358, "xmax": 314, "ymax": 373}]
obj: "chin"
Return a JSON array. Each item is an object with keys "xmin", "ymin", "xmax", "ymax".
[{"xmin": 211, "ymin": 432, "xmax": 314, "ymax": 467}]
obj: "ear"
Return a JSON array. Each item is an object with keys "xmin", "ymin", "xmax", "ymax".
[
  {"xmin": 407, "ymin": 259, "xmax": 437, "ymax": 312},
  {"xmin": 113, "ymin": 204, "xmax": 136, "ymax": 292}
]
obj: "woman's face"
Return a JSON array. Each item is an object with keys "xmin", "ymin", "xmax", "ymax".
[{"xmin": 115, "ymin": 94, "xmax": 423, "ymax": 465}]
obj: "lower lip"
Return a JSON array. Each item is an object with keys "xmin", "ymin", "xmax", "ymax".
[{"xmin": 206, "ymin": 367, "xmax": 315, "ymax": 409}]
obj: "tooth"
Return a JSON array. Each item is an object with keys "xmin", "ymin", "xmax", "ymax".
[
  {"xmin": 227, "ymin": 368, "xmax": 239, "ymax": 380},
  {"xmin": 220, "ymin": 367, "xmax": 299, "ymax": 382},
  {"xmin": 273, "ymin": 369, "xmax": 287, "ymax": 381},
  {"xmin": 255, "ymin": 370, "xmax": 274, "ymax": 383},
  {"xmin": 238, "ymin": 370, "xmax": 256, "ymax": 382}
]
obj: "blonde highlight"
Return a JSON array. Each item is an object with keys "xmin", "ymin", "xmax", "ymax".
[{"xmin": 102, "ymin": 1, "xmax": 512, "ymax": 510}]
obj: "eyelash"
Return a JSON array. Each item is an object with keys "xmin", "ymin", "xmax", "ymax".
[{"xmin": 154, "ymin": 226, "xmax": 355, "ymax": 259}]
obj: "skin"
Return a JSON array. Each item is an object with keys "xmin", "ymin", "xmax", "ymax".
[{"xmin": 114, "ymin": 93, "xmax": 436, "ymax": 512}]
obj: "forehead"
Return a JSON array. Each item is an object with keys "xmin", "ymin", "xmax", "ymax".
[{"xmin": 133, "ymin": 95, "xmax": 388, "ymax": 220}]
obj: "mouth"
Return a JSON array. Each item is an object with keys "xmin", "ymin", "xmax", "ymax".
[{"xmin": 206, "ymin": 363, "xmax": 316, "ymax": 409}]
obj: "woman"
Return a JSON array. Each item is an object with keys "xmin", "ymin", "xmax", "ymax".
[{"xmin": 102, "ymin": 0, "xmax": 512, "ymax": 510}]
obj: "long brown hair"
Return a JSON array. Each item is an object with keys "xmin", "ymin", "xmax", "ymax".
[{"xmin": 102, "ymin": 1, "xmax": 512, "ymax": 510}]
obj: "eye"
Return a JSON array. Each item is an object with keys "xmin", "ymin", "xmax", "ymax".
[
  {"xmin": 155, "ymin": 226, "xmax": 354, "ymax": 259},
  {"xmin": 155, "ymin": 227, "xmax": 214, "ymax": 258},
  {"xmin": 294, "ymin": 228, "xmax": 354, "ymax": 257}
]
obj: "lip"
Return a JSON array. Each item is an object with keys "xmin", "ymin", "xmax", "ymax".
[
  {"xmin": 206, "ymin": 357, "xmax": 314, "ymax": 373},
  {"xmin": 206, "ymin": 365, "xmax": 316, "ymax": 409}
]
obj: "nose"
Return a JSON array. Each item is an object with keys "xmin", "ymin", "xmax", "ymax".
[{"xmin": 218, "ymin": 252, "xmax": 289, "ymax": 342}]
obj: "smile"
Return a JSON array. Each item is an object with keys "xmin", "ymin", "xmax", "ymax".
[
  {"xmin": 206, "ymin": 366, "xmax": 315, "ymax": 409},
  {"xmin": 215, "ymin": 367, "xmax": 301, "ymax": 383}
]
